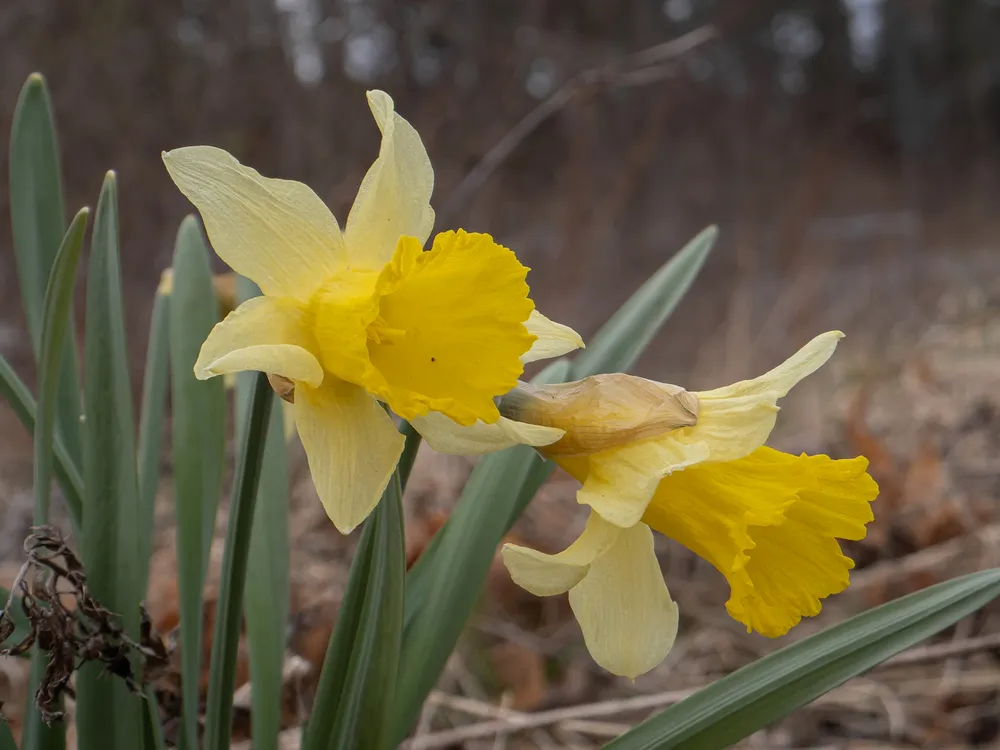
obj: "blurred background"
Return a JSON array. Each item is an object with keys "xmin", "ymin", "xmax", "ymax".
[{"xmin": 4, "ymin": 1, "xmax": 1000, "ymax": 747}]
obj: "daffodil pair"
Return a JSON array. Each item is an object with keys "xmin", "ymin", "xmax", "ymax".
[
  {"xmin": 163, "ymin": 91, "xmax": 582, "ymax": 534},
  {"xmin": 424, "ymin": 333, "xmax": 879, "ymax": 679},
  {"xmin": 165, "ymin": 89, "xmax": 878, "ymax": 682}
]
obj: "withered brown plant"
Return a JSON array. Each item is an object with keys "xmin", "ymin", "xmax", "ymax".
[{"xmin": 0, "ymin": 526, "xmax": 169, "ymax": 724}]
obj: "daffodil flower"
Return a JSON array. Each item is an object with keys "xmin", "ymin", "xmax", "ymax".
[
  {"xmin": 162, "ymin": 90, "xmax": 582, "ymax": 534},
  {"xmin": 422, "ymin": 331, "xmax": 878, "ymax": 678}
]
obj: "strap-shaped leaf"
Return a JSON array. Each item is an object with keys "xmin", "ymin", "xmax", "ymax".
[
  {"xmin": 0, "ymin": 355, "xmax": 83, "ymax": 522},
  {"xmin": 394, "ymin": 442, "xmax": 542, "ymax": 742},
  {"xmin": 142, "ymin": 685, "xmax": 167, "ymax": 750},
  {"xmin": 136, "ymin": 290, "xmax": 171, "ymax": 592},
  {"xmin": 0, "ymin": 586, "xmax": 31, "ymax": 647},
  {"xmin": 235, "ymin": 277, "xmax": 290, "ymax": 750},
  {"xmin": 9, "ymin": 73, "xmax": 82, "ymax": 461},
  {"xmin": 394, "ymin": 231, "xmax": 716, "ymax": 741},
  {"xmin": 20, "ymin": 209, "xmax": 88, "ymax": 750},
  {"xmin": 302, "ymin": 470, "xmax": 405, "ymax": 750},
  {"xmin": 0, "ymin": 713, "xmax": 17, "ymax": 750},
  {"xmin": 20, "ymin": 654, "xmax": 65, "ymax": 750},
  {"xmin": 203, "ymin": 374, "xmax": 274, "ymax": 750},
  {"xmin": 572, "ymin": 225, "xmax": 716, "ymax": 378},
  {"xmin": 606, "ymin": 568, "xmax": 1000, "ymax": 750},
  {"xmin": 169, "ymin": 215, "xmax": 226, "ymax": 750},
  {"xmin": 76, "ymin": 173, "xmax": 144, "ymax": 750},
  {"xmin": 397, "ymin": 420, "xmax": 422, "ymax": 492},
  {"xmin": 31, "ymin": 208, "xmax": 87, "ymax": 527}
]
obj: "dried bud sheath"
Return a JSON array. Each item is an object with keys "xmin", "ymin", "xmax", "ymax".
[{"xmin": 499, "ymin": 373, "xmax": 699, "ymax": 456}]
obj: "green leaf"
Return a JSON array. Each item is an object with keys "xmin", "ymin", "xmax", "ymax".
[
  {"xmin": 142, "ymin": 686, "xmax": 167, "ymax": 750},
  {"xmin": 0, "ymin": 586, "xmax": 31, "ymax": 647},
  {"xmin": 21, "ymin": 652, "xmax": 66, "ymax": 750},
  {"xmin": 0, "ymin": 355, "xmax": 83, "ymax": 529},
  {"xmin": 571, "ymin": 226, "xmax": 717, "ymax": 378},
  {"xmin": 9, "ymin": 72, "xmax": 82, "ymax": 461},
  {"xmin": 302, "ymin": 471, "xmax": 405, "ymax": 750},
  {"xmin": 301, "ymin": 519, "xmax": 375, "ymax": 750},
  {"xmin": 76, "ymin": 172, "xmax": 143, "ymax": 750},
  {"xmin": 395, "ymin": 231, "xmax": 715, "ymax": 740},
  {"xmin": 31, "ymin": 208, "xmax": 87, "ymax": 527},
  {"xmin": 606, "ymin": 568, "xmax": 1000, "ymax": 750},
  {"xmin": 169, "ymin": 215, "xmax": 226, "ymax": 750},
  {"xmin": 402, "ymin": 356, "xmax": 573, "ymax": 637},
  {"xmin": 394, "ymin": 444, "xmax": 540, "ymax": 742},
  {"xmin": 235, "ymin": 278, "xmax": 290, "ymax": 750},
  {"xmin": 0, "ymin": 712, "xmax": 18, "ymax": 750},
  {"xmin": 20, "ymin": 208, "xmax": 88, "ymax": 750},
  {"xmin": 397, "ymin": 420, "xmax": 422, "ymax": 493},
  {"xmin": 203, "ymin": 374, "xmax": 274, "ymax": 750},
  {"xmin": 136, "ymin": 290, "xmax": 171, "ymax": 593}
]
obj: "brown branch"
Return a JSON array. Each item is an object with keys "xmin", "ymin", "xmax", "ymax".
[{"xmin": 438, "ymin": 26, "xmax": 717, "ymax": 226}]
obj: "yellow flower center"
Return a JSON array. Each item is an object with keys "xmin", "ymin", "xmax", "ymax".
[{"xmin": 309, "ymin": 229, "xmax": 537, "ymax": 425}]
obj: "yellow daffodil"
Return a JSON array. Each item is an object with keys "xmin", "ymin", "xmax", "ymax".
[
  {"xmin": 421, "ymin": 331, "xmax": 878, "ymax": 678},
  {"xmin": 162, "ymin": 90, "xmax": 582, "ymax": 533}
]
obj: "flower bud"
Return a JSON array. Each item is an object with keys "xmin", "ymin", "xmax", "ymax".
[{"xmin": 499, "ymin": 373, "xmax": 699, "ymax": 456}]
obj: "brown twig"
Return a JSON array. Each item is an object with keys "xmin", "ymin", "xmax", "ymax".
[
  {"xmin": 398, "ymin": 687, "xmax": 701, "ymax": 749},
  {"xmin": 880, "ymin": 631, "xmax": 1000, "ymax": 668},
  {"xmin": 394, "ymin": 628, "xmax": 1000, "ymax": 748},
  {"xmin": 438, "ymin": 26, "xmax": 716, "ymax": 226}
]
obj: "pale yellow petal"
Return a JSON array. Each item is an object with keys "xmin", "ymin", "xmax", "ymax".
[
  {"xmin": 194, "ymin": 297, "xmax": 324, "ymax": 387},
  {"xmin": 294, "ymin": 380, "xmax": 404, "ymax": 534},
  {"xmin": 163, "ymin": 146, "xmax": 346, "ymax": 300},
  {"xmin": 568, "ymin": 522, "xmax": 679, "ymax": 679},
  {"xmin": 282, "ymin": 401, "xmax": 297, "ymax": 442},
  {"xmin": 661, "ymin": 331, "xmax": 845, "ymax": 465},
  {"xmin": 571, "ymin": 331, "xmax": 846, "ymax": 526},
  {"xmin": 411, "ymin": 412, "xmax": 564, "ymax": 456},
  {"xmin": 521, "ymin": 310, "xmax": 584, "ymax": 364},
  {"xmin": 551, "ymin": 331, "xmax": 843, "ymax": 528},
  {"xmin": 572, "ymin": 440, "xmax": 710, "ymax": 528},
  {"xmin": 502, "ymin": 512, "xmax": 621, "ymax": 596},
  {"xmin": 345, "ymin": 91, "xmax": 434, "ymax": 270},
  {"xmin": 699, "ymin": 331, "xmax": 843, "ymax": 400}
]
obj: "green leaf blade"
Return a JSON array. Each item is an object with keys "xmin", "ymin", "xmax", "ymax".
[
  {"xmin": 0, "ymin": 355, "xmax": 83, "ymax": 528},
  {"xmin": 76, "ymin": 172, "xmax": 143, "ymax": 750},
  {"xmin": 572, "ymin": 225, "xmax": 717, "ymax": 378},
  {"xmin": 395, "ymin": 231, "xmax": 716, "ymax": 742},
  {"xmin": 235, "ymin": 277, "xmax": 290, "ymax": 750},
  {"xmin": 303, "ymin": 472, "xmax": 405, "ymax": 750},
  {"xmin": 31, "ymin": 208, "xmax": 87, "ymax": 527},
  {"xmin": 203, "ymin": 375, "xmax": 274, "ymax": 750},
  {"xmin": 9, "ymin": 72, "xmax": 82, "ymax": 461},
  {"xmin": 606, "ymin": 569, "xmax": 1000, "ymax": 750},
  {"xmin": 394, "ymin": 445, "xmax": 539, "ymax": 742},
  {"xmin": 0, "ymin": 709, "xmax": 18, "ymax": 750},
  {"xmin": 137, "ymin": 291, "xmax": 171, "ymax": 592},
  {"xmin": 20, "ymin": 207, "xmax": 88, "ymax": 750},
  {"xmin": 21, "ymin": 652, "xmax": 66, "ymax": 750},
  {"xmin": 169, "ymin": 215, "xmax": 227, "ymax": 750}
]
